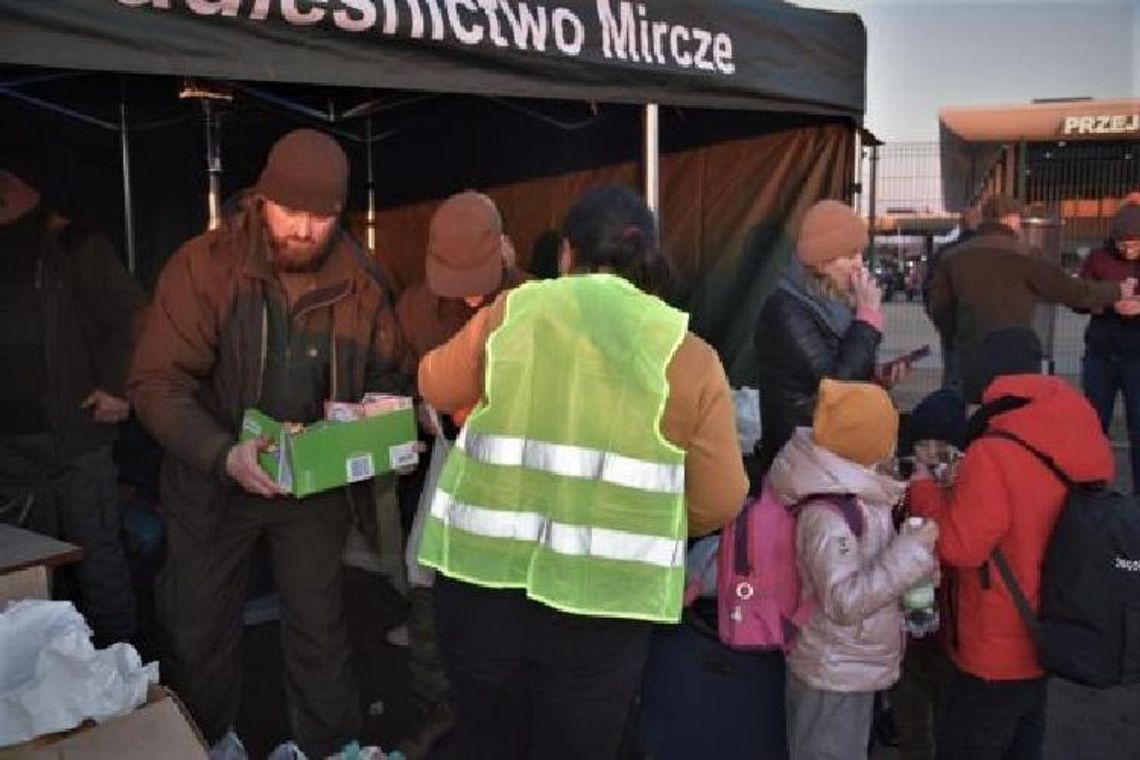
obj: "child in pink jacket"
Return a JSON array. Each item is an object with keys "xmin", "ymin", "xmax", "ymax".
[{"xmin": 767, "ymin": 380, "xmax": 938, "ymax": 760}]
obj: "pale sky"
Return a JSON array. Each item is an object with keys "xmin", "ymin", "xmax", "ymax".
[{"xmin": 793, "ymin": 0, "xmax": 1139, "ymax": 142}]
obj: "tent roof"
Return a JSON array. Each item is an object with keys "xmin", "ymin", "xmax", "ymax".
[{"xmin": 0, "ymin": 0, "xmax": 866, "ymax": 118}]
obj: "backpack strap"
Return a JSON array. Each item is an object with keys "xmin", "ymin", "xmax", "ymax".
[
  {"xmin": 732, "ymin": 492, "xmax": 863, "ymax": 577},
  {"xmin": 794, "ymin": 493, "xmax": 864, "ymax": 539},
  {"xmin": 982, "ymin": 429, "xmax": 1073, "ymax": 487},
  {"xmin": 990, "ymin": 548, "xmax": 1044, "ymax": 646},
  {"xmin": 981, "ymin": 429, "xmax": 1053, "ymax": 648}
]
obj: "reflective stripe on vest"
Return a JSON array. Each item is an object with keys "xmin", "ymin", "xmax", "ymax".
[
  {"xmin": 430, "ymin": 489, "xmax": 685, "ymax": 569},
  {"xmin": 457, "ymin": 429, "xmax": 685, "ymax": 495}
]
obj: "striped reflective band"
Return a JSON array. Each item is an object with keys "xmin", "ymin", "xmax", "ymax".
[
  {"xmin": 430, "ymin": 490, "xmax": 685, "ymax": 569},
  {"xmin": 458, "ymin": 430, "xmax": 684, "ymax": 495}
]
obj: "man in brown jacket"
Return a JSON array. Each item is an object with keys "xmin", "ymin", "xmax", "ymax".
[
  {"xmin": 927, "ymin": 194, "xmax": 1134, "ymax": 385},
  {"xmin": 393, "ymin": 191, "xmax": 528, "ymax": 759},
  {"xmin": 128, "ymin": 130, "xmax": 410, "ymax": 758},
  {"xmin": 396, "ymin": 191, "xmax": 529, "ymax": 360}
]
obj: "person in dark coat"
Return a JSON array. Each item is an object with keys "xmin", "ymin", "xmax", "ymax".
[
  {"xmin": 0, "ymin": 168, "xmax": 145, "ymax": 648},
  {"xmin": 923, "ymin": 207, "xmax": 981, "ymax": 389},
  {"xmin": 1079, "ymin": 200, "xmax": 1140, "ymax": 491},
  {"xmin": 753, "ymin": 200, "xmax": 887, "ymax": 478},
  {"xmin": 927, "ymin": 195, "xmax": 1132, "ymax": 388}
]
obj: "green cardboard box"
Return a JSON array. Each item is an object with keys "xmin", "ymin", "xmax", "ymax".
[{"xmin": 240, "ymin": 405, "xmax": 418, "ymax": 498}]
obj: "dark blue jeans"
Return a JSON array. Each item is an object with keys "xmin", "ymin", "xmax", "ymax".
[
  {"xmin": 0, "ymin": 436, "xmax": 136, "ymax": 646},
  {"xmin": 1082, "ymin": 353, "xmax": 1140, "ymax": 493}
]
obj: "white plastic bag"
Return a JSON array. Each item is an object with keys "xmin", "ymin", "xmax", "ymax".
[
  {"xmin": 0, "ymin": 600, "xmax": 158, "ymax": 747},
  {"xmin": 732, "ymin": 386, "xmax": 762, "ymax": 452},
  {"xmin": 405, "ymin": 430, "xmax": 449, "ymax": 588}
]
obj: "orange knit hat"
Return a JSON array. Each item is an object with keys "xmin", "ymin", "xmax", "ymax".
[{"xmin": 812, "ymin": 379, "xmax": 898, "ymax": 467}]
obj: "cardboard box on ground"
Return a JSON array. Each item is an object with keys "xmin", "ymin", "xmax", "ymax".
[
  {"xmin": 242, "ymin": 395, "xmax": 419, "ymax": 498},
  {"xmin": 0, "ymin": 684, "xmax": 208, "ymax": 760},
  {"xmin": 0, "ymin": 525, "xmax": 208, "ymax": 760}
]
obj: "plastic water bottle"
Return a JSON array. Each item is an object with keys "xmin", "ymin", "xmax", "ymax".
[{"xmin": 901, "ymin": 517, "xmax": 940, "ymax": 637}]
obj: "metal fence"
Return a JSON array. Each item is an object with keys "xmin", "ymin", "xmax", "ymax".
[
  {"xmin": 861, "ymin": 139, "xmax": 1139, "ymax": 417},
  {"xmin": 860, "ymin": 141, "xmax": 945, "ymax": 218},
  {"xmin": 1024, "ymin": 140, "xmax": 1140, "ymax": 259}
]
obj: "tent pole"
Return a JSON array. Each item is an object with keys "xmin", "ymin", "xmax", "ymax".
[
  {"xmin": 204, "ymin": 100, "xmax": 222, "ymax": 230},
  {"xmin": 643, "ymin": 103, "xmax": 660, "ymax": 216},
  {"xmin": 868, "ymin": 143, "xmax": 880, "ymax": 262},
  {"xmin": 118, "ymin": 79, "xmax": 137, "ymax": 274},
  {"xmin": 366, "ymin": 117, "xmax": 377, "ymax": 255}
]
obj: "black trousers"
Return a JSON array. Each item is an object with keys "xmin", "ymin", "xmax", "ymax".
[
  {"xmin": 434, "ymin": 575, "xmax": 652, "ymax": 760},
  {"xmin": 935, "ymin": 667, "xmax": 1047, "ymax": 760},
  {"xmin": 158, "ymin": 491, "xmax": 360, "ymax": 758},
  {"xmin": 891, "ymin": 638, "xmax": 954, "ymax": 760},
  {"xmin": 0, "ymin": 435, "xmax": 135, "ymax": 647}
]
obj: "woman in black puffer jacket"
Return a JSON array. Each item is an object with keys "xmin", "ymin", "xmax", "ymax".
[{"xmin": 753, "ymin": 200, "xmax": 886, "ymax": 478}]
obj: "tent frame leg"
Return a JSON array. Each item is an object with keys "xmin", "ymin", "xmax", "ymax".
[
  {"xmin": 118, "ymin": 78, "xmax": 137, "ymax": 274},
  {"xmin": 643, "ymin": 103, "xmax": 660, "ymax": 216},
  {"xmin": 204, "ymin": 100, "xmax": 222, "ymax": 230},
  {"xmin": 366, "ymin": 116, "xmax": 377, "ymax": 254}
]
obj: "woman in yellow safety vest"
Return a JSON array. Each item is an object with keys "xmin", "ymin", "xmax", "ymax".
[{"xmin": 416, "ymin": 185, "xmax": 747, "ymax": 759}]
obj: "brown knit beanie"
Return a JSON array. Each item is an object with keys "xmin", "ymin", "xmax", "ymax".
[
  {"xmin": 812, "ymin": 379, "xmax": 899, "ymax": 467},
  {"xmin": 796, "ymin": 200, "xmax": 869, "ymax": 268},
  {"xmin": 256, "ymin": 129, "xmax": 348, "ymax": 216},
  {"xmin": 426, "ymin": 191, "xmax": 504, "ymax": 298}
]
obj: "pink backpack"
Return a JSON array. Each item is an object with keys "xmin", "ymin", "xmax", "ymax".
[{"xmin": 716, "ymin": 484, "xmax": 862, "ymax": 652}]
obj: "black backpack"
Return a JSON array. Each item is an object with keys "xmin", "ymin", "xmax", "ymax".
[{"xmin": 985, "ymin": 429, "xmax": 1140, "ymax": 688}]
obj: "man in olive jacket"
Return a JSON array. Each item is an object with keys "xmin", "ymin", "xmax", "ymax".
[
  {"xmin": 129, "ymin": 130, "xmax": 410, "ymax": 758},
  {"xmin": 0, "ymin": 168, "xmax": 145, "ymax": 648},
  {"xmin": 928, "ymin": 195, "xmax": 1133, "ymax": 382}
]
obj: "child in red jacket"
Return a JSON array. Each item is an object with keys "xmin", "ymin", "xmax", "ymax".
[{"xmin": 908, "ymin": 328, "xmax": 1114, "ymax": 760}]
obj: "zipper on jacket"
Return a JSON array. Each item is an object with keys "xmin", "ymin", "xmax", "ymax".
[
  {"xmin": 330, "ymin": 330, "xmax": 339, "ymax": 402},
  {"xmin": 256, "ymin": 302, "xmax": 268, "ymax": 403}
]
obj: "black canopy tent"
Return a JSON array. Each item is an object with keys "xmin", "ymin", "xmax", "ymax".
[{"xmin": 0, "ymin": 0, "xmax": 867, "ymax": 384}]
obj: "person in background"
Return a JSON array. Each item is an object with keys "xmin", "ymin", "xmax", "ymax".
[
  {"xmin": 129, "ymin": 129, "xmax": 410, "ymax": 759},
  {"xmin": 0, "ymin": 167, "xmax": 145, "ymax": 648},
  {"xmin": 893, "ymin": 388, "xmax": 967, "ymax": 760},
  {"xmin": 924, "ymin": 206, "xmax": 981, "ymax": 389},
  {"xmin": 1079, "ymin": 200, "xmax": 1140, "ymax": 492},
  {"xmin": 416, "ymin": 184, "xmax": 747, "ymax": 759},
  {"xmin": 909, "ymin": 327, "xmax": 1114, "ymax": 760},
  {"xmin": 396, "ymin": 191, "xmax": 529, "ymax": 363},
  {"xmin": 754, "ymin": 200, "xmax": 900, "ymax": 479},
  {"xmin": 927, "ymin": 195, "xmax": 1134, "ymax": 386},
  {"xmin": 529, "ymin": 229, "xmax": 563, "ymax": 280},
  {"xmin": 393, "ymin": 190, "xmax": 529, "ymax": 759},
  {"xmin": 770, "ymin": 379, "xmax": 938, "ymax": 760}
]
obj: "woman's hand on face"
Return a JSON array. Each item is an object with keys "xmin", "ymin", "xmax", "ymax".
[{"xmin": 851, "ymin": 267, "xmax": 882, "ymax": 312}]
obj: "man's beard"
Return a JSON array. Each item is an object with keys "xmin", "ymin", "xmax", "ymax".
[{"xmin": 266, "ymin": 229, "xmax": 336, "ymax": 273}]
